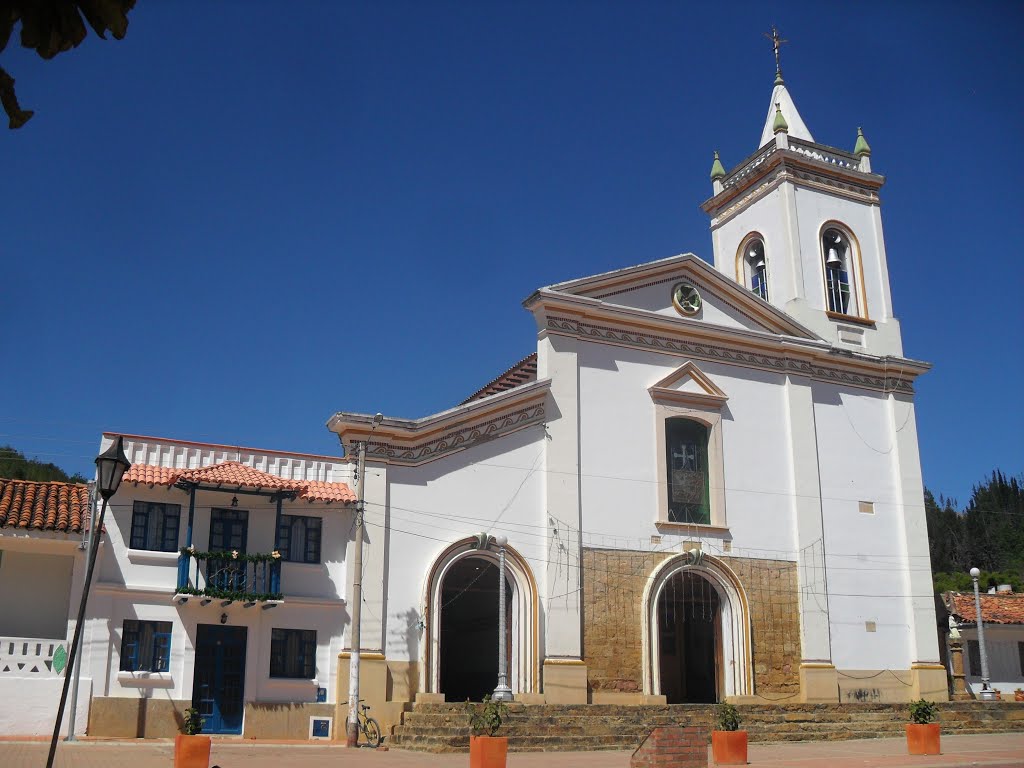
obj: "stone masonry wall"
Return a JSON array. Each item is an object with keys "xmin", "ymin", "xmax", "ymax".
[{"xmin": 582, "ymin": 548, "xmax": 800, "ymax": 698}]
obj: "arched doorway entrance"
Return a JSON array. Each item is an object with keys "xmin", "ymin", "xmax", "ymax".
[
  {"xmin": 424, "ymin": 538, "xmax": 538, "ymax": 700},
  {"xmin": 656, "ymin": 570, "xmax": 720, "ymax": 703},
  {"xmin": 438, "ymin": 556, "xmax": 512, "ymax": 702},
  {"xmin": 643, "ymin": 553, "xmax": 752, "ymax": 701}
]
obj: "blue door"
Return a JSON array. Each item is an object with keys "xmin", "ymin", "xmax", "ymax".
[
  {"xmin": 193, "ymin": 624, "xmax": 247, "ymax": 734},
  {"xmin": 208, "ymin": 508, "xmax": 249, "ymax": 592}
]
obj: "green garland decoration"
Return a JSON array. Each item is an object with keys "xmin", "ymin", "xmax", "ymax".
[
  {"xmin": 180, "ymin": 547, "xmax": 282, "ymax": 565},
  {"xmin": 175, "ymin": 584, "xmax": 283, "ymax": 602}
]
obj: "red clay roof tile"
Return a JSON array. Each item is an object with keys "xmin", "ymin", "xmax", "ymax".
[
  {"xmin": 946, "ymin": 591, "xmax": 1024, "ymax": 625},
  {"xmin": 122, "ymin": 461, "xmax": 355, "ymax": 504},
  {"xmin": 462, "ymin": 353, "xmax": 538, "ymax": 404},
  {"xmin": 0, "ymin": 478, "xmax": 91, "ymax": 534}
]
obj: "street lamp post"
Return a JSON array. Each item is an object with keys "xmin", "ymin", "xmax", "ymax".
[
  {"xmin": 46, "ymin": 436, "xmax": 131, "ymax": 768},
  {"xmin": 492, "ymin": 535, "xmax": 513, "ymax": 702},
  {"xmin": 969, "ymin": 567, "xmax": 997, "ymax": 702}
]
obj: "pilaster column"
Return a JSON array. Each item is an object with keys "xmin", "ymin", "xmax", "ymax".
[
  {"xmin": 537, "ymin": 329, "xmax": 588, "ymax": 702},
  {"xmin": 784, "ymin": 374, "xmax": 838, "ymax": 702}
]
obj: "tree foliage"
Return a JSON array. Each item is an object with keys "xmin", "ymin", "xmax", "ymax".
[
  {"xmin": 0, "ymin": 0, "xmax": 136, "ymax": 129},
  {"xmin": 0, "ymin": 444, "xmax": 88, "ymax": 483},
  {"xmin": 926, "ymin": 470, "xmax": 1024, "ymax": 593}
]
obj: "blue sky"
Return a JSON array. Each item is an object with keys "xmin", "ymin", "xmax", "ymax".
[{"xmin": 2, "ymin": 1, "xmax": 1021, "ymax": 505}]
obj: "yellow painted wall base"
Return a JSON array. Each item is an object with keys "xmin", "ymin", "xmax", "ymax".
[
  {"xmin": 336, "ymin": 653, "xmax": 397, "ymax": 735},
  {"xmin": 911, "ymin": 665, "xmax": 950, "ymax": 702},
  {"xmin": 799, "ymin": 664, "xmax": 839, "ymax": 703},
  {"xmin": 543, "ymin": 660, "xmax": 589, "ymax": 704},
  {"xmin": 244, "ymin": 702, "xmax": 336, "ymax": 739},
  {"xmin": 89, "ymin": 697, "xmax": 187, "ymax": 738}
]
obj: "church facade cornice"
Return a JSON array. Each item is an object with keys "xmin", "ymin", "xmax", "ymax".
[
  {"xmin": 528, "ymin": 291, "xmax": 929, "ymax": 395},
  {"xmin": 326, "ymin": 379, "xmax": 550, "ymax": 467}
]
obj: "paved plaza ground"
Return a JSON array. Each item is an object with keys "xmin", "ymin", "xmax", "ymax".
[{"xmin": 1, "ymin": 732, "xmax": 1022, "ymax": 768}]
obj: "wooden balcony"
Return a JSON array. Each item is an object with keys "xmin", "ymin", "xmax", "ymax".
[{"xmin": 175, "ymin": 549, "xmax": 282, "ymax": 607}]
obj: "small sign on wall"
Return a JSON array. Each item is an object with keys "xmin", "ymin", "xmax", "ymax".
[
  {"xmin": 316, "ymin": 687, "xmax": 327, "ymax": 703},
  {"xmin": 309, "ymin": 716, "xmax": 332, "ymax": 740}
]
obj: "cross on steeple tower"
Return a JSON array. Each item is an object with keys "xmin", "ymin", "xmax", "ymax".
[{"xmin": 763, "ymin": 25, "xmax": 788, "ymax": 85}]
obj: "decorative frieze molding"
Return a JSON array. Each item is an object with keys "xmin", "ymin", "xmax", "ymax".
[
  {"xmin": 356, "ymin": 402, "xmax": 547, "ymax": 467},
  {"xmin": 546, "ymin": 315, "xmax": 916, "ymax": 395}
]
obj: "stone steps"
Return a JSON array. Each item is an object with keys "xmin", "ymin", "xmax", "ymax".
[{"xmin": 390, "ymin": 702, "xmax": 1024, "ymax": 753}]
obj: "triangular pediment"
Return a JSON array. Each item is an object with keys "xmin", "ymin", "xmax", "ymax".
[
  {"xmin": 545, "ymin": 253, "xmax": 818, "ymax": 340},
  {"xmin": 648, "ymin": 361, "xmax": 728, "ymax": 408}
]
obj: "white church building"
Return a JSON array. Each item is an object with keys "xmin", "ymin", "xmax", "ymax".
[
  {"xmin": 326, "ymin": 63, "xmax": 945, "ymax": 713},
  {"xmin": 73, "ymin": 59, "xmax": 946, "ymax": 740}
]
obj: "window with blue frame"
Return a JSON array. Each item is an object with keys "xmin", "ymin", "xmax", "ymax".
[
  {"xmin": 270, "ymin": 628, "xmax": 316, "ymax": 678},
  {"xmin": 130, "ymin": 501, "xmax": 181, "ymax": 552},
  {"xmin": 120, "ymin": 620, "xmax": 172, "ymax": 672},
  {"xmin": 277, "ymin": 515, "xmax": 322, "ymax": 564}
]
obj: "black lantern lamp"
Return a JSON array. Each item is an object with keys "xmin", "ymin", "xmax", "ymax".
[{"xmin": 95, "ymin": 435, "xmax": 131, "ymax": 501}]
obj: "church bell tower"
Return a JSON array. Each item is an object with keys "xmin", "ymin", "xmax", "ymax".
[{"xmin": 701, "ymin": 30, "xmax": 904, "ymax": 356}]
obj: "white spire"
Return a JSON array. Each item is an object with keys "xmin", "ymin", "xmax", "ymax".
[{"xmin": 759, "ymin": 82, "xmax": 813, "ymax": 147}]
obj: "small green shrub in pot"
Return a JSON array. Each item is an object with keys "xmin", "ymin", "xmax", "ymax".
[
  {"xmin": 467, "ymin": 695, "xmax": 509, "ymax": 737},
  {"xmin": 715, "ymin": 702, "xmax": 741, "ymax": 732},
  {"xmin": 182, "ymin": 707, "xmax": 204, "ymax": 736},
  {"xmin": 909, "ymin": 699, "xmax": 938, "ymax": 725}
]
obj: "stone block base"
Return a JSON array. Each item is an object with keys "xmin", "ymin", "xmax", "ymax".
[
  {"xmin": 912, "ymin": 664, "xmax": 950, "ymax": 702},
  {"xmin": 800, "ymin": 663, "xmax": 839, "ymax": 703},
  {"xmin": 244, "ymin": 702, "xmax": 336, "ymax": 739},
  {"xmin": 630, "ymin": 725, "xmax": 709, "ymax": 768},
  {"xmin": 543, "ymin": 660, "xmax": 588, "ymax": 703}
]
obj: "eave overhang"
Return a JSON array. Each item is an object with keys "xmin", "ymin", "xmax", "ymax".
[{"xmin": 326, "ymin": 378, "xmax": 551, "ymax": 467}]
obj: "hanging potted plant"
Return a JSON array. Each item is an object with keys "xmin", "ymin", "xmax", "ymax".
[
  {"xmin": 467, "ymin": 695, "xmax": 510, "ymax": 768},
  {"xmin": 711, "ymin": 701, "xmax": 747, "ymax": 765},
  {"xmin": 906, "ymin": 699, "xmax": 940, "ymax": 755},
  {"xmin": 175, "ymin": 707, "xmax": 211, "ymax": 768}
]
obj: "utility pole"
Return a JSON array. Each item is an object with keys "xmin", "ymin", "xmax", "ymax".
[
  {"xmin": 66, "ymin": 481, "xmax": 96, "ymax": 741},
  {"xmin": 346, "ymin": 413, "xmax": 382, "ymax": 747}
]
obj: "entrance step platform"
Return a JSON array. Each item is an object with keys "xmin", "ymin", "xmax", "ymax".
[{"xmin": 390, "ymin": 701, "xmax": 1024, "ymax": 753}]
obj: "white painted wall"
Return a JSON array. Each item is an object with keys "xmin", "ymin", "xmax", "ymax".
[
  {"xmin": 813, "ymin": 382, "xmax": 915, "ymax": 670},
  {"xmin": 0, "ymin": 676, "xmax": 92, "ymax": 736},
  {"xmin": 374, "ymin": 425, "xmax": 547, "ymax": 672},
  {"xmin": 0, "ymin": 548, "xmax": 74, "ymax": 639},
  {"xmin": 576, "ymin": 339, "xmax": 796, "ymax": 559}
]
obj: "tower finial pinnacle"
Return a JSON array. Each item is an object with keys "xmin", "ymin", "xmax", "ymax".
[{"xmin": 764, "ymin": 25, "xmax": 788, "ymax": 85}]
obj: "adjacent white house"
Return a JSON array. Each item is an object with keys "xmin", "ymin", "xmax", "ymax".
[
  {"xmin": 0, "ymin": 478, "xmax": 93, "ymax": 736},
  {"xmin": 80, "ymin": 434, "xmax": 357, "ymax": 739},
  {"xmin": 945, "ymin": 590, "xmax": 1024, "ymax": 699}
]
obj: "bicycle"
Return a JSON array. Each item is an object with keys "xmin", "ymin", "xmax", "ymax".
[{"xmin": 356, "ymin": 699, "xmax": 382, "ymax": 747}]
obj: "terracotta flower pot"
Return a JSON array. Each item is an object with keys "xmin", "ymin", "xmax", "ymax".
[
  {"xmin": 174, "ymin": 734, "xmax": 212, "ymax": 768},
  {"xmin": 711, "ymin": 730, "xmax": 748, "ymax": 765},
  {"xmin": 469, "ymin": 734, "xmax": 508, "ymax": 768},
  {"xmin": 1014, "ymin": 689, "xmax": 1024, "ymax": 702},
  {"xmin": 906, "ymin": 723, "xmax": 940, "ymax": 755}
]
